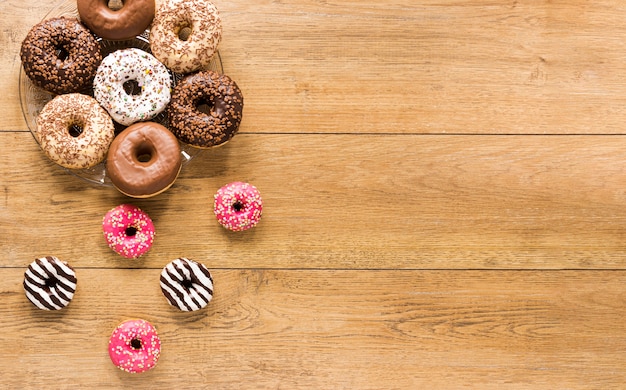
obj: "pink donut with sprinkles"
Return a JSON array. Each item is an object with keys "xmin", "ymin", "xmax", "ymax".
[
  {"xmin": 214, "ymin": 182, "xmax": 263, "ymax": 231},
  {"xmin": 108, "ymin": 319, "xmax": 161, "ymax": 373},
  {"xmin": 102, "ymin": 204, "xmax": 155, "ymax": 259}
]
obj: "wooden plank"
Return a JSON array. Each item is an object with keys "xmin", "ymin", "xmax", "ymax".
[
  {"xmin": 3, "ymin": 132, "xmax": 626, "ymax": 269},
  {"xmin": 5, "ymin": 1, "xmax": 626, "ymax": 134},
  {"xmin": 1, "ymin": 268, "xmax": 625, "ymax": 388}
]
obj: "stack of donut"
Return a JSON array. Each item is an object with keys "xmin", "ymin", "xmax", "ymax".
[{"xmin": 20, "ymin": 0, "xmax": 244, "ymax": 198}]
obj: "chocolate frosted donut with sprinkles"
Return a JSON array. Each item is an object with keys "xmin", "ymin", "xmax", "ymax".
[
  {"xmin": 160, "ymin": 258, "xmax": 214, "ymax": 311},
  {"xmin": 20, "ymin": 17, "xmax": 102, "ymax": 95},
  {"xmin": 23, "ymin": 256, "xmax": 77, "ymax": 310},
  {"xmin": 167, "ymin": 70, "xmax": 244, "ymax": 148}
]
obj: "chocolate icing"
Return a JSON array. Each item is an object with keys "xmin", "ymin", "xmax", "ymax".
[
  {"xmin": 106, "ymin": 122, "xmax": 182, "ymax": 198},
  {"xmin": 20, "ymin": 17, "xmax": 102, "ymax": 94},
  {"xmin": 23, "ymin": 256, "xmax": 77, "ymax": 311},
  {"xmin": 167, "ymin": 70, "xmax": 244, "ymax": 148},
  {"xmin": 77, "ymin": 0, "xmax": 155, "ymax": 41},
  {"xmin": 160, "ymin": 258, "xmax": 214, "ymax": 311}
]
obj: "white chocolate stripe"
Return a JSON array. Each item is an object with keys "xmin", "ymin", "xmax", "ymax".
[
  {"xmin": 160, "ymin": 258, "xmax": 213, "ymax": 311},
  {"xmin": 162, "ymin": 268, "xmax": 204, "ymax": 311},
  {"xmin": 23, "ymin": 257, "xmax": 76, "ymax": 311}
]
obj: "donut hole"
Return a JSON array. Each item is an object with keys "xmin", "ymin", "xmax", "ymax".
[
  {"xmin": 136, "ymin": 153, "xmax": 152, "ymax": 163},
  {"xmin": 232, "ymin": 201, "xmax": 245, "ymax": 213},
  {"xmin": 182, "ymin": 279, "xmax": 194, "ymax": 290},
  {"xmin": 196, "ymin": 100, "xmax": 213, "ymax": 116},
  {"xmin": 130, "ymin": 338, "xmax": 142, "ymax": 350},
  {"xmin": 67, "ymin": 123, "xmax": 84, "ymax": 138},
  {"xmin": 125, "ymin": 226, "xmax": 138, "ymax": 237},
  {"xmin": 108, "ymin": 0, "xmax": 124, "ymax": 11},
  {"xmin": 44, "ymin": 276, "xmax": 59, "ymax": 289},
  {"xmin": 177, "ymin": 25, "xmax": 193, "ymax": 41},
  {"xmin": 55, "ymin": 45, "xmax": 70, "ymax": 62},
  {"xmin": 123, "ymin": 79, "xmax": 142, "ymax": 96},
  {"xmin": 134, "ymin": 145, "xmax": 154, "ymax": 164}
]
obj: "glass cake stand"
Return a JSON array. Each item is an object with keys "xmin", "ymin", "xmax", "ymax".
[{"xmin": 19, "ymin": 0, "xmax": 223, "ymax": 186}]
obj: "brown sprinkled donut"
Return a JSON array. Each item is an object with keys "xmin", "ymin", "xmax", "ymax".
[
  {"xmin": 149, "ymin": 0, "xmax": 222, "ymax": 74},
  {"xmin": 20, "ymin": 17, "xmax": 102, "ymax": 95},
  {"xmin": 36, "ymin": 93, "xmax": 115, "ymax": 169},
  {"xmin": 167, "ymin": 70, "xmax": 244, "ymax": 148},
  {"xmin": 78, "ymin": 0, "xmax": 155, "ymax": 41},
  {"xmin": 106, "ymin": 122, "xmax": 182, "ymax": 198}
]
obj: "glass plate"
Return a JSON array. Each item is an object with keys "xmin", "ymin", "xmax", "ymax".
[{"xmin": 19, "ymin": 0, "xmax": 223, "ymax": 186}]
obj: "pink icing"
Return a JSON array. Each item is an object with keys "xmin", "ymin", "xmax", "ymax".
[
  {"xmin": 108, "ymin": 319, "xmax": 161, "ymax": 373},
  {"xmin": 102, "ymin": 204, "xmax": 155, "ymax": 259},
  {"xmin": 214, "ymin": 182, "xmax": 263, "ymax": 231}
]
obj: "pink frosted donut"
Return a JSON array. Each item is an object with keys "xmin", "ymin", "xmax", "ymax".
[
  {"xmin": 103, "ymin": 204, "xmax": 155, "ymax": 259},
  {"xmin": 214, "ymin": 182, "xmax": 263, "ymax": 231},
  {"xmin": 108, "ymin": 319, "xmax": 161, "ymax": 373}
]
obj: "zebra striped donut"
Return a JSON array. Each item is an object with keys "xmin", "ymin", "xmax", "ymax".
[
  {"xmin": 160, "ymin": 258, "xmax": 213, "ymax": 311},
  {"xmin": 23, "ymin": 256, "xmax": 77, "ymax": 310}
]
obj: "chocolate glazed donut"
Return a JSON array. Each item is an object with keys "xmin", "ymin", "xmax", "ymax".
[
  {"xmin": 167, "ymin": 70, "xmax": 244, "ymax": 148},
  {"xmin": 106, "ymin": 122, "xmax": 182, "ymax": 198},
  {"xmin": 77, "ymin": 0, "xmax": 155, "ymax": 40}
]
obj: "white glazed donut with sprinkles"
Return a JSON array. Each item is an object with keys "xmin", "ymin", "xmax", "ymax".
[
  {"xmin": 23, "ymin": 256, "xmax": 77, "ymax": 310},
  {"xmin": 214, "ymin": 182, "xmax": 263, "ymax": 231},
  {"xmin": 160, "ymin": 257, "xmax": 214, "ymax": 311},
  {"xmin": 93, "ymin": 48, "xmax": 171, "ymax": 126}
]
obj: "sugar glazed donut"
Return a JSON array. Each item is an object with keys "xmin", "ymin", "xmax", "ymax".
[
  {"xmin": 23, "ymin": 256, "xmax": 77, "ymax": 311},
  {"xmin": 150, "ymin": 0, "xmax": 222, "ymax": 74},
  {"xmin": 103, "ymin": 204, "xmax": 155, "ymax": 259},
  {"xmin": 160, "ymin": 258, "xmax": 214, "ymax": 311},
  {"xmin": 20, "ymin": 17, "xmax": 102, "ymax": 94},
  {"xmin": 109, "ymin": 319, "xmax": 161, "ymax": 373},
  {"xmin": 78, "ymin": 0, "xmax": 155, "ymax": 41},
  {"xmin": 36, "ymin": 93, "xmax": 115, "ymax": 169},
  {"xmin": 106, "ymin": 122, "xmax": 182, "ymax": 198},
  {"xmin": 167, "ymin": 71, "xmax": 244, "ymax": 148},
  {"xmin": 214, "ymin": 182, "xmax": 263, "ymax": 231},
  {"xmin": 94, "ymin": 48, "xmax": 171, "ymax": 126}
]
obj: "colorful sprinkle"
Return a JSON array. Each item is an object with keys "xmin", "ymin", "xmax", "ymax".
[
  {"xmin": 102, "ymin": 204, "xmax": 155, "ymax": 259},
  {"xmin": 108, "ymin": 319, "xmax": 161, "ymax": 374},
  {"xmin": 93, "ymin": 48, "xmax": 171, "ymax": 126},
  {"xmin": 214, "ymin": 182, "xmax": 262, "ymax": 231}
]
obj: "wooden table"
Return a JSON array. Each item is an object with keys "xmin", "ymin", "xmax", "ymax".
[{"xmin": 2, "ymin": 0, "xmax": 626, "ymax": 388}]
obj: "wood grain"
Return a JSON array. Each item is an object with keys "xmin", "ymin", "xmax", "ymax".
[
  {"xmin": 3, "ymin": 132, "xmax": 626, "ymax": 270},
  {"xmin": 4, "ymin": 0, "xmax": 626, "ymax": 388},
  {"xmin": 1, "ymin": 269, "xmax": 626, "ymax": 389},
  {"xmin": 5, "ymin": 1, "xmax": 626, "ymax": 134}
]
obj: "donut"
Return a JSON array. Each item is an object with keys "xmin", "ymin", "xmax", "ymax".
[
  {"xmin": 23, "ymin": 256, "xmax": 77, "ymax": 311},
  {"xmin": 93, "ymin": 48, "xmax": 172, "ymax": 126},
  {"xmin": 35, "ymin": 93, "xmax": 115, "ymax": 169},
  {"xmin": 78, "ymin": 0, "xmax": 155, "ymax": 41},
  {"xmin": 106, "ymin": 122, "xmax": 182, "ymax": 198},
  {"xmin": 214, "ymin": 182, "xmax": 263, "ymax": 231},
  {"xmin": 167, "ymin": 71, "xmax": 244, "ymax": 148},
  {"xmin": 149, "ymin": 0, "xmax": 222, "ymax": 74},
  {"xmin": 102, "ymin": 204, "xmax": 155, "ymax": 259},
  {"xmin": 160, "ymin": 258, "xmax": 214, "ymax": 311},
  {"xmin": 108, "ymin": 319, "xmax": 161, "ymax": 373},
  {"xmin": 20, "ymin": 17, "xmax": 102, "ymax": 95}
]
